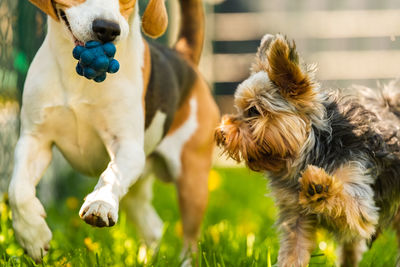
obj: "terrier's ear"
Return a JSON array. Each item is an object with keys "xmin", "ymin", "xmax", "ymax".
[
  {"xmin": 142, "ymin": 0, "xmax": 168, "ymax": 38},
  {"xmin": 255, "ymin": 34, "xmax": 276, "ymax": 66},
  {"xmin": 265, "ymin": 35, "xmax": 314, "ymax": 100},
  {"xmin": 29, "ymin": 0, "xmax": 59, "ymax": 21}
]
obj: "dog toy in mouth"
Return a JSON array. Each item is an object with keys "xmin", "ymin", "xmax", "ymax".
[{"xmin": 72, "ymin": 41, "xmax": 120, "ymax": 83}]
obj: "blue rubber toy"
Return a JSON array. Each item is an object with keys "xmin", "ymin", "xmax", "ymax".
[{"xmin": 72, "ymin": 41, "xmax": 120, "ymax": 83}]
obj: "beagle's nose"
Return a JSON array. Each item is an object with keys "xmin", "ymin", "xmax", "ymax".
[{"xmin": 92, "ymin": 19, "xmax": 121, "ymax": 43}]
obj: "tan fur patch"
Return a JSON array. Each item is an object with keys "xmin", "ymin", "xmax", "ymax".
[
  {"xmin": 53, "ymin": 0, "xmax": 86, "ymax": 8},
  {"xmin": 277, "ymin": 214, "xmax": 316, "ymax": 267},
  {"xmin": 119, "ymin": 0, "xmax": 136, "ymax": 19},
  {"xmin": 216, "ymin": 111, "xmax": 309, "ymax": 172},
  {"xmin": 215, "ymin": 114, "xmax": 260, "ymax": 164},
  {"xmin": 141, "ymin": 0, "xmax": 168, "ymax": 38},
  {"xmin": 142, "ymin": 40, "xmax": 151, "ymax": 113},
  {"xmin": 299, "ymin": 164, "xmax": 378, "ymax": 239},
  {"xmin": 167, "ymin": 97, "xmax": 192, "ymax": 136},
  {"xmin": 176, "ymin": 72, "xmax": 219, "ymax": 250},
  {"xmin": 174, "ymin": 0, "xmax": 205, "ymax": 65},
  {"xmin": 253, "ymin": 35, "xmax": 318, "ymax": 113},
  {"xmin": 29, "ymin": 0, "xmax": 60, "ymax": 20}
]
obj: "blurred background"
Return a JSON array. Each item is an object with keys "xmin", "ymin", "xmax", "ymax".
[
  {"xmin": 1, "ymin": 0, "xmax": 400, "ymax": 265},
  {"xmin": 3, "ymin": 0, "xmax": 400, "ymax": 194},
  {"xmin": 3, "ymin": 0, "xmax": 400, "ymax": 192},
  {"xmin": 210, "ymin": 0, "xmax": 400, "ymax": 113}
]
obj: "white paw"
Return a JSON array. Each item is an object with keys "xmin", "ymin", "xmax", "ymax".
[
  {"xmin": 12, "ymin": 197, "xmax": 52, "ymax": 262},
  {"xmin": 79, "ymin": 189, "xmax": 119, "ymax": 227}
]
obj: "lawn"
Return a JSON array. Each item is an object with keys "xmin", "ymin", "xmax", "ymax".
[{"xmin": 0, "ymin": 167, "xmax": 398, "ymax": 266}]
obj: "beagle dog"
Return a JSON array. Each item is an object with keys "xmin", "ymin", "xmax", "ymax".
[{"xmin": 9, "ymin": 0, "xmax": 219, "ymax": 261}]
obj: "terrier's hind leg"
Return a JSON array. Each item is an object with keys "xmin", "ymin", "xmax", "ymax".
[{"xmin": 337, "ymin": 239, "xmax": 367, "ymax": 267}]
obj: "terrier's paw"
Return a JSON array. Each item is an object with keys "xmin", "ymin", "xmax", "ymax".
[
  {"xmin": 298, "ymin": 165, "xmax": 342, "ymax": 214},
  {"xmin": 303, "ymin": 180, "xmax": 330, "ymax": 203},
  {"xmin": 11, "ymin": 198, "xmax": 52, "ymax": 262},
  {"xmin": 79, "ymin": 190, "xmax": 118, "ymax": 227}
]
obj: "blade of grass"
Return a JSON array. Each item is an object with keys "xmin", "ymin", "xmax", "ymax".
[
  {"xmin": 203, "ymin": 252, "xmax": 210, "ymax": 267},
  {"xmin": 219, "ymin": 253, "xmax": 226, "ymax": 267},
  {"xmin": 267, "ymin": 247, "xmax": 271, "ymax": 267}
]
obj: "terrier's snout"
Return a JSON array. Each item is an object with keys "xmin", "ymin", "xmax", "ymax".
[
  {"xmin": 92, "ymin": 19, "xmax": 121, "ymax": 42},
  {"xmin": 215, "ymin": 127, "xmax": 227, "ymax": 146}
]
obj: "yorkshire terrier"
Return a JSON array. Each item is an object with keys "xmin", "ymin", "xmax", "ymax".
[{"xmin": 215, "ymin": 34, "xmax": 400, "ymax": 267}]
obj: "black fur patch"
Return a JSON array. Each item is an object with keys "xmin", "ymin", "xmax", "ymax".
[
  {"xmin": 305, "ymin": 94, "xmax": 400, "ymax": 226},
  {"xmin": 144, "ymin": 41, "xmax": 196, "ymax": 135}
]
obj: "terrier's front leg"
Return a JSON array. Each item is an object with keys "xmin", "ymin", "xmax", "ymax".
[
  {"xmin": 299, "ymin": 163, "xmax": 379, "ymax": 239},
  {"xmin": 79, "ymin": 138, "xmax": 145, "ymax": 227},
  {"xmin": 277, "ymin": 211, "xmax": 316, "ymax": 267},
  {"xmin": 8, "ymin": 135, "xmax": 53, "ymax": 261}
]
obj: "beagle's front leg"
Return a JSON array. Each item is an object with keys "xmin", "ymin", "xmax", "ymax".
[
  {"xmin": 79, "ymin": 134, "xmax": 145, "ymax": 227},
  {"xmin": 8, "ymin": 134, "xmax": 53, "ymax": 261}
]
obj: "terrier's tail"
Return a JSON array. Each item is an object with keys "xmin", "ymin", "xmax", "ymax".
[
  {"xmin": 381, "ymin": 80, "xmax": 400, "ymax": 117},
  {"xmin": 355, "ymin": 80, "xmax": 400, "ymax": 118},
  {"xmin": 174, "ymin": 0, "xmax": 205, "ymax": 65}
]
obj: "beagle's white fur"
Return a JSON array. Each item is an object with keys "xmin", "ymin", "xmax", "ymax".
[{"xmin": 9, "ymin": 0, "xmax": 219, "ymax": 261}]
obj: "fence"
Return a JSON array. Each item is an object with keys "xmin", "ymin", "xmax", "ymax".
[{"xmin": 212, "ymin": 0, "xmax": 400, "ymax": 113}]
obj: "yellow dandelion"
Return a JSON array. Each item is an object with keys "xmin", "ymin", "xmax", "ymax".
[
  {"xmin": 322, "ymin": 241, "xmax": 336, "ymax": 262},
  {"xmin": 175, "ymin": 220, "xmax": 183, "ymax": 237},
  {"xmin": 125, "ymin": 254, "xmax": 135, "ymax": 266},
  {"xmin": 208, "ymin": 225, "xmax": 220, "ymax": 244},
  {"xmin": 208, "ymin": 169, "xmax": 221, "ymax": 191},
  {"xmin": 237, "ymin": 219, "xmax": 258, "ymax": 235},
  {"xmin": 84, "ymin": 237, "xmax": 99, "ymax": 252},
  {"xmin": 56, "ymin": 256, "xmax": 68, "ymax": 266},
  {"xmin": 66, "ymin": 197, "xmax": 79, "ymax": 210},
  {"xmin": 124, "ymin": 239, "xmax": 134, "ymax": 250}
]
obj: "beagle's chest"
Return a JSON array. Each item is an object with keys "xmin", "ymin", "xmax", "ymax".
[
  {"xmin": 47, "ymin": 96, "xmax": 167, "ymax": 177},
  {"xmin": 41, "ymin": 41, "xmax": 196, "ymax": 176}
]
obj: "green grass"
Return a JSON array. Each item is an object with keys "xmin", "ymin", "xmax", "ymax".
[{"xmin": 0, "ymin": 168, "xmax": 398, "ymax": 266}]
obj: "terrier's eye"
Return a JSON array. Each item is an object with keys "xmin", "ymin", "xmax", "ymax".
[{"xmin": 246, "ymin": 106, "xmax": 260, "ymax": 117}]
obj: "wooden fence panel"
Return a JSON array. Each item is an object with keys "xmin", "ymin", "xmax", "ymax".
[{"xmin": 212, "ymin": 0, "xmax": 400, "ymax": 113}]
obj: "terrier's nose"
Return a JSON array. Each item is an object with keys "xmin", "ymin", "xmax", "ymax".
[
  {"xmin": 92, "ymin": 19, "xmax": 121, "ymax": 43},
  {"xmin": 215, "ymin": 127, "xmax": 227, "ymax": 146}
]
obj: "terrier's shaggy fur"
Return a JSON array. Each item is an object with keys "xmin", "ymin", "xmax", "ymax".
[{"xmin": 215, "ymin": 34, "xmax": 400, "ymax": 267}]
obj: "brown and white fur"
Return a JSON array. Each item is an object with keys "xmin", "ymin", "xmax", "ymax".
[
  {"xmin": 9, "ymin": 0, "xmax": 219, "ymax": 261},
  {"xmin": 215, "ymin": 34, "xmax": 400, "ymax": 267}
]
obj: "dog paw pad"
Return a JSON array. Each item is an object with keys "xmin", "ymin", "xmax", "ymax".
[
  {"xmin": 79, "ymin": 194, "xmax": 118, "ymax": 228},
  {"xmin": 298, "ymin": 165, "xmax": 336, "ymax": 209},
  {"xmin": 306, "ymin": 183, "xmax": 328, "ymax": 198}
]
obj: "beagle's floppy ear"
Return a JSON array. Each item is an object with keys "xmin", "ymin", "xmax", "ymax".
[
  {"xmin": 142, "ymin": 0, "xmax": 168, "ymax": 38},
  {"xmin": 29, "ymin": 0, "xmax": 59, "ymax": 21}
]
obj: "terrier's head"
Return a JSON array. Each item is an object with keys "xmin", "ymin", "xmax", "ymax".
[{"xmin": 215, "ymin": 34, "xmax": 325, "ymax": 173}]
